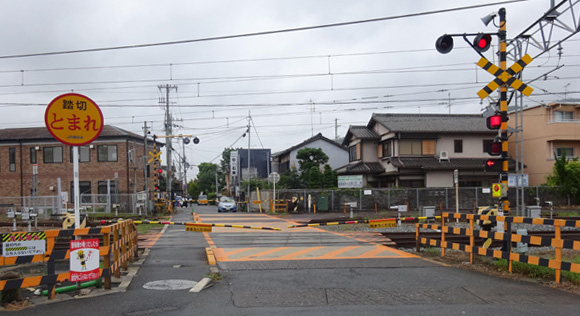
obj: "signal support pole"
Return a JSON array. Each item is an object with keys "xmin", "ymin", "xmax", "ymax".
[
  {"xmin": 498, "ymin": 8, "xmax": 513, "ymax": 260},
  {"xmin": 499, "ymin": 8, "xmax": 509, "ymax": 215}
]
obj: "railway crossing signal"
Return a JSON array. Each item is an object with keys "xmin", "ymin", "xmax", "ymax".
[
  {"xmin": 476, "ymin": 54, "xmax": 534, "ymax": 99},
  {"xmin": 484, "ymin": 159, "xmax": 502, "ymax": 172},
  {"xmin": 473, "ymin": 33, "xmax": 492, "ymax": 52},
  {"xmin": 487, "ymin": 141, "xmax": 502, "ymax": 156}
]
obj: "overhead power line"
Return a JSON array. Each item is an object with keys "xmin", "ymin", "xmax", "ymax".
[{"xmin": 0, "ymin": 0, "xmax": 526, "ymax": 60}]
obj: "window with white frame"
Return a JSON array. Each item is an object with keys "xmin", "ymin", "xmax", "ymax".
[
  {"xmin": 555, "ymin": 147, "xmax": 574, "ymax": 158},
  {"xmin": 97, "ymin": 145, "xmax": 118, "ymax": 162},
  {"xmin": 70, "ymin": 146, "xmax": 91, "ymax": 162},
  {"xmin": 43, "ymin": 146, "xmax": 63, "ymax": 163},
  {"xmin": 554, "ymin": 111, "xmax": 574, "ymax": 122}
]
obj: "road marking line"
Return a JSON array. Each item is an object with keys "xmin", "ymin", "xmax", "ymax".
[
  {"xmin": 235, "ymin": 247, "xmax": 291, "ymax": 260},
  {"xmin": 275, "ymin": 246, "xmax": 326, "ymax": 260}
]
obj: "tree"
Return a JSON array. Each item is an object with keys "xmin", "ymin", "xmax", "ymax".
[
  {"xmin": 296, "ymin": 148, "xmax": 329, "ymax": 173},
  {"xmin": 295, "ymin": 148, "xmax": 331, "ymax": 189},
  {"xmin": 546, "ymin": 152, "xmax": 580, "ymax": 203},
  {"xmin": 195, "ymin": 162, "xmax": 220, "ymax": 196},
  {"xmin": 322, "ymin": 164, "xmax": 338, "ymax": 188},
  {"xmin": 279, "ymin": 169, "xmax": 304, "ymax": 189}
]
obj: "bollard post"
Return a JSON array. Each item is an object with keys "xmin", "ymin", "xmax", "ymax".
[{"xmin": 415, "ymin": 223, "xmax": 421, "ymax": 252}]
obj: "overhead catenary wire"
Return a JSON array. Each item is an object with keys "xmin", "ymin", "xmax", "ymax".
[{"xmin": 0, "ymin": 0, "xmax": 526, "ymax": 60}]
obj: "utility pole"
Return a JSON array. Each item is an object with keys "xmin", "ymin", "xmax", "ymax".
[
  {"xmin": 159, "ymin": 84, "xmax": 178, "ymax": 207},
  {"xmin": 142, "ymin": 121, "xmax": 149, "ymax": 214},
  {"xmin": 182, "ymin": 138, "xmax": 188, "ymax": 196},
  {"xmin": 246, "ymin": 112, "xmax": 251, "ymax": 212}
]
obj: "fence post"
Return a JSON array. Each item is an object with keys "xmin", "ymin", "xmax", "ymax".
[
  {"xmin": 441, "ymin": 213, "xmax": 447, "ymax": 257},
  {"xmin": 416, "ymin": 188, "xmax": 419, "ymax": 213},
  {"xmin": 122, "ymin": 221, "xmax": 128, "ymax": 270},
  {"xmin": 469, "ymin": 215, "xmax": 475, "ymax": 264},
  {"xmin": 114, "ymin": 224, "xmax": 120, "ymax": 278},
  {"xmin": 331, "ymin": 189, "xmax": 333, "ymax": 211},
  {"xmin": 555, "ymin": 223, "xmax": 562, "ymax": 283},
  {"xmin": 103, "ymin": 228, "xmax": 111, "ymax": 290}
]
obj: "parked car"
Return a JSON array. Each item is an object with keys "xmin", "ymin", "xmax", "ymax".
[
  {"xmin": 197, "ymin": 195, "xmax": 208, "ymax": 205},
  {"xmin": 217, "ymin": 196, "xmax": 237, "ymax": 213}
]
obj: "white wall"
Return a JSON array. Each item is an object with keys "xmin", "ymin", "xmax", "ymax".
[
  {"xmin": 437, "ymin": 134, "xmax": 493, "ymax": 158},
  {"xmin": 426, "ymin": 170, "xmax": 453, "ymax": 187},
  {"xmin": 289, "ymin": 139, "xmax": 348, "ymax": 171}
]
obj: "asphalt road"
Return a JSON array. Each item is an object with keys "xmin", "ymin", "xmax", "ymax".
[{"xmin": 11, "ymin": 206, "xmax": 580, "ymax": 316}]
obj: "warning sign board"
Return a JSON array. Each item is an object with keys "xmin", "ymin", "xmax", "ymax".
[
  {"xmin": 492, "ymin": 183, "xmax": 502, "ymax": 198},
  {"xmin": 2, "ymin": 232, "xmax": 46, "ymax": 242},
  {"xmin": 45, "ymin": 93, "xmax": 104, "ymax": 146},
  {"xmin": 2, "ymin": 240, "xmax": 46, "ymax": 257},
  {"xmin": 70, "ymin": 239, "xmax": 100, "ymax": 282},
  {"xmin": 185, "ymin": 224, "xmax": 212, "ymax": 232},
  {"xmin": 369, "ymin": 220, "xmax": 397, "ymax": 229}
]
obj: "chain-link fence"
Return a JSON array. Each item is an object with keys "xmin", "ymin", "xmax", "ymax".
[
  {"xmin": 252, "ymin": 186, "xmax": 569, "ymax": 215},
  {"xmin": 0, "ymin": 191, "xmax": 150, "ymax": 220}
]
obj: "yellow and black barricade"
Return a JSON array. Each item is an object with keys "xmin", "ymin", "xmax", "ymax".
[
  {"xmin": 0, "ymin": 220, "xmax": 138, "ymax": 299},
  {"xmin": 415, "ymin": 212, "xmax": 580, "ymax": 283}
]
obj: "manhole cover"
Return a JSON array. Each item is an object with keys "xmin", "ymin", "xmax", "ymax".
[{"xmin": 143, "ymin": 279, "xmax": 198, "ymax": 290}]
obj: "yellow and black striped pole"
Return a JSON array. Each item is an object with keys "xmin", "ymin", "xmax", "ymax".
[
  {"xmin": 499, "ymin": 9, "xmax": 509, "ymax": 216},
  {"xmin": 498, "ymin": 8, "xmax": 513, "ymax": 266}
]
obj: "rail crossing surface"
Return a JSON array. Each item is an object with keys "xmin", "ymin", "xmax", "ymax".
[{"xmin": 198, "ymin": 213, "xmax": 415, "ymax": 264}]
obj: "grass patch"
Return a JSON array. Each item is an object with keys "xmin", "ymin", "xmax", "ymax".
[
  {"xmin": 422, "ymin": 247, "xmax": 441, "ymax": 255},
  {"xmin": 136, "ymin": 223, "xmax": 165, "ymax": 234},
  {"xmin": 558, "ymin": 211, "xmax": 580, "ymax": 217},
  {"xmin": 206, "ymin": 272, "xmax": 222, "ymax": 281},
  {"xmin": 488, "ymin": 255, "xmax": 580, "ymax": 284}
]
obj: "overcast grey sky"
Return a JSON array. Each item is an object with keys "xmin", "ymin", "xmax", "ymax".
[{"xmin": 0, "ymin": 0, "xmax": 577, "ymax": 180}]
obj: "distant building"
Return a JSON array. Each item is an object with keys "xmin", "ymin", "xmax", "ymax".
[
  {"xmin": 272, "ymin": 133, "xmax": 348, "ymax": 174},
  {"xmin": 337, "ymin": 113, "xmax": 515, "ymax": 188},
  {"xmin": 237, "ymin": 148, "xmax": 272, "ymax": 180},
  {"xmin": 508, "ymin": 102, "xmax": 580, "ymax": 185},
  {"xmin": 0, "ymin": 125, "xmax": 160, "ymax": 204}
]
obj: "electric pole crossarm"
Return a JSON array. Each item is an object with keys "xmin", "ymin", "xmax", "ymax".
[{"xmin": 508, "ymin": 0, "xmax": 580, "ymax": 59}]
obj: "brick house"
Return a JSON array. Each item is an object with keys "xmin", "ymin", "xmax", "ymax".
[{"xmin": 0, "ymin": 125, "xmax": 160, "ymax": 203}]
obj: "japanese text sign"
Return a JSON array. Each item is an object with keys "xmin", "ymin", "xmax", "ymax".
[
  {"xmin": 45, "ymin": 93, "xmax": 104, "ymax": 146},
  {"xmin": 70, "ymin": 238, "xmax": 100, "ymax": 282}
]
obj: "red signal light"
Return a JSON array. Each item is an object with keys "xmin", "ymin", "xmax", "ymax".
[
  {"xmin": 487, "ymin": 141, "xmax": 502, "ymax": 156},
  {"xmin": 484, "ymin": 159, "xmax": 502, "ymax": 172},
  {"xmin": 158, "ymin": 169, "xmax": 163, "ymax": 174},
  {"xmin": 473, "ymin": 33, "xmax": 492, "ymax": 52},
  {"xmin": 486, "ymin": 115, "xmax": 502, "ymax": 129}
]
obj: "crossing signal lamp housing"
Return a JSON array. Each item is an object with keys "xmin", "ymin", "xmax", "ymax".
[
  {"xmin": 484, "ymin": 159, "xmax": 502, "ymax": 172},
  {"xmin": 487, "ymin": 141, "xmax": 502, "ymax": 156},
  {"xmin": 473, "ymin": 33, "xmax": 492, "ymax": 52},
  {"xmin": 435, "ymin": 35, "xmax": 454, "ymax": 54},
  {"xmin": 486, "ymin": 114, "xmax": 503, "ymax": 129}
]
